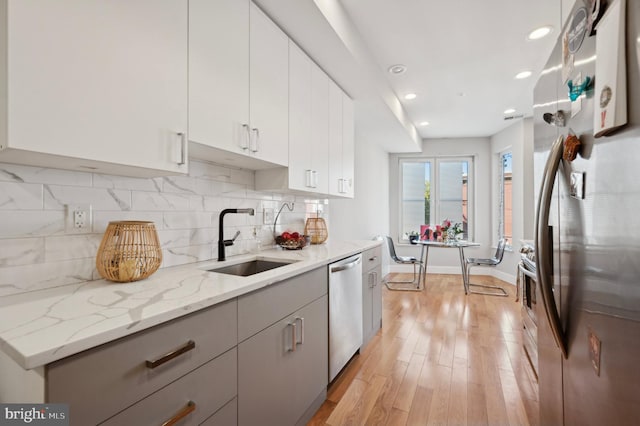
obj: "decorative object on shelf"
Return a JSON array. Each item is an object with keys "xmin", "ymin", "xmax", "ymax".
[
  {"xmin": 304, "ymin": 214, "xmax": 328, "ymax": 244},
  {"xmin": 96, "ymin": 221, "xmax": 162, "ymax": 283},
  {"xmin": 407, "ymin": 231, "xmax": 419, "ymax": 244}
]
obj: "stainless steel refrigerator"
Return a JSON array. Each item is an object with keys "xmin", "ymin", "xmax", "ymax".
[{"xmin": 533, "ymin": 0, "xmax": 640, "ymax": 424}]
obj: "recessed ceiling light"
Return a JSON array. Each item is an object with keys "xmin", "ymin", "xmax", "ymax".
[
  {"xmin": 388, "ymin": 64, "xmax": 407, "ymax": 75},
  {"xmin": 528, "ymin": 25, "xmax": 553, "ymax": 40},
  {"xmin": 504, "ymin": 108, "xmax": 517, "ymax": 114},
  {"xmin": 515, "ymin": 70, "xmax": 532, "ymax": 79},
  {"xmin": 404, "ymin": 93, "xmax": 417, "ymax": 100},
  {"xmin": 419, "ymin": 121, "xmax": 430, "ymax": 127},
  {"xmin": 456, "ymin": 92, "xmax": 466, "ymax": 97}
]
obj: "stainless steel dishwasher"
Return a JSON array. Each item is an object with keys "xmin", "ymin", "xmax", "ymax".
[{"xmin": 328, "ymin": 253, "xmax": 363, "ymax": 382}]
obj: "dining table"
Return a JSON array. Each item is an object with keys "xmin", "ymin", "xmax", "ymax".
[{"xmin": 412, "ymin": 239, "xmax": 480, "ymax": 292}]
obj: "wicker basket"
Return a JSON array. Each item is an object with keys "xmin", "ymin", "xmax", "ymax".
[
  {"xmin": 96, "ymin": 221, "xmax": 162, "ymax": 283},
  {"xmin": 304, "ymin": 217, "xmax": 328, "ymax": 244}
]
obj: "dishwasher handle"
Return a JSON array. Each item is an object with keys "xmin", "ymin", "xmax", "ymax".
[{"xmin": 330, "ymin": 256, "xmax": 362, "ymax": 273}]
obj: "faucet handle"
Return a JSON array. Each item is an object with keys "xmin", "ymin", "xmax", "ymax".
[{"xmin": 224, "ymin": 230, "xmax": 241, "ymax": 246}]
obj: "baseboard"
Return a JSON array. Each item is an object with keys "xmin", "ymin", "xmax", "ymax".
[{"xmin": 388, "ymin": 264, "xmax": 516, "ymax": 285}]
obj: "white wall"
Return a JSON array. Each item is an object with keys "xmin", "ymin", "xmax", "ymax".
[
  {"xmin": 389, "ymin": 137, "xmax": 493, "ymax": 274},
  {"xmin": 490, "ymin": 119, "xmax": 534, "ymax": 283}
]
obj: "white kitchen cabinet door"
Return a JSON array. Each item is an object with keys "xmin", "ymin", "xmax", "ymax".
[
  {"xmin": 1, "ymin": 0, "xmax": 188, "ymax": 177},
  {"xmin": 341, "ymin": 93, "xmax": 355, "ymax": 198},
  {"xmin": 310, "ymin": 61, "xmax": 330, "ymax": 194},
  {"xmin": 328, "ymin": 80, "xmax": 354, "ymax": 198},
  {"xmin": 288, "ymin": 42, "xmax": 329, "ymax": 194},
  {"xmin": 288, "ymin": 42, "xmax": 313, "ymax": 192},
  {"xmin": 249, "ymin": 2, "xmax": 289, "ymax": 166},
  {"xmin": 328, "ymin": 81, "xmax": 344, "ymax": 197},
  {"xmin": 189, "ymin": 0, "xmax": 250, "ymax": 156}
]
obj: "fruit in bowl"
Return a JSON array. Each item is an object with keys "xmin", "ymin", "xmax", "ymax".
[{"xmin": 276, "ymin": 231, "xmax": 309, "ymax": 250}]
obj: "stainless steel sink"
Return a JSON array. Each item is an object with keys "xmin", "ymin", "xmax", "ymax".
[{"xmin": 207, "ymin": 259, "xmax": 295, "ymax": 277}]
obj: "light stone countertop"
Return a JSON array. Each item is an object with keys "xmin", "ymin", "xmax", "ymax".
[{"xmin": 0, "ymin": 240, "xmax": 381, "ymax": 370}]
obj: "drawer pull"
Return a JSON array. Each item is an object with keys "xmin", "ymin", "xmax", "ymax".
[
  {"xmin": 162, "ymin": 400, "xmax": 196, "ymax": 426},
  {"xmin": 369, "ymin": 256, "xmax": 377, "ymax": 262},
  {"xmin": 146, "ymin": 340, "xmax": 196, "ymax": 369}
]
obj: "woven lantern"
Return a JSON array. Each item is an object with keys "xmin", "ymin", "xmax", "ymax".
[
  {"xmin": 96, "ymin": 221, "xmax": 162, "ymax": 283},
  {"xmin": 304, "ymin": 217, "xmax": 328, "ymax": 244}
]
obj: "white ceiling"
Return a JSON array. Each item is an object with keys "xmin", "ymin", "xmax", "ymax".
[{"xmin": 257, "ymin": 0, "xmax": 572, "ymax": 152}]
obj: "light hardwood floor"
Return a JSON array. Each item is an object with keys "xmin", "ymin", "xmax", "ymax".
[{"xmin": 308, "ymin": 273, "xmax": 539, "ymax": 426}]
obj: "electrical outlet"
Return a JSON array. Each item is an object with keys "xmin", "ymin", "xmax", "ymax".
[
  {"xmin": 263, "ymin": 208, "xmax": 274, "ymax": 225},
  {"xmin": 66, "ymin": 204, "xmax": 92, "ymax": 233}
]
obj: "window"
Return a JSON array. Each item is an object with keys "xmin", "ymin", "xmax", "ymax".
[
  {"xmin": 400, "ymin": 157, "xmax": 473, "ymax": 241},
  {"xmin": 499, "ymin": 151, "xmax": 512, "ymax": 246}
]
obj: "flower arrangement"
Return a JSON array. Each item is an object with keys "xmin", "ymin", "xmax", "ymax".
[{"xmin": 441, "ymin": 219, "xmax": 463, "ymax": 235}]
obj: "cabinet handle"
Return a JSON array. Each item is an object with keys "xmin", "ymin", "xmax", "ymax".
[
  {"xmin": 177, "ymin": 132, "xmax": 186, "ymax": 165},
  {"xmin": 338, "ymin": 178, "xmax": 349, "ymax": 194},
  {"xmin": 145, "ymin": 340, "xmax": 196, "ymax": 369},
  {"xmin": 369, "ymin": 256, "xmax": 377, "ymax": 262},
  {"xmin": 241, "ymin": 124, "xmax": 250, "ymax": 151},
  {"xmin": 161, "ymin": 401, "xmax": 196, "ymax": 426},
  {"xmin": 312, "ymin": 170, "xmax": 318, "ymax": 188},
  {"xmin": 287, "ymin": 322, "xmax": 297, "ymax": 352},
  {"xmin": 305, "ymin": 170, "xmax": 313, "ymax": 187},
  {"xmin": 373, "ymin": 271, "xmax": 378, "ymax": 287},
  {"xmin": 251, "ymin": 128, "xmax": 260, "ymax": 153},
  {"xmin": 295, "ymin": 317, "xmax": 305, "ymax": 345}
]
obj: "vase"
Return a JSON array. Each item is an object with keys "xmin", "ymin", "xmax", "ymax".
[{"xmin": 443, "ymin": 228, "xmax": 455, "ymax": 243}]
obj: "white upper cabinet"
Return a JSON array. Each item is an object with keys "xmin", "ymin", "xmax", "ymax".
[
  {"xmin": 189, "ymin": 0, "xmax": 288, "ymax": 169},
  {"xmin": 248, "ymin": 3, "xmax": 289, "ymax": 166},
  {"xmin": 286, "ymin": 42, "xmax": 329, "ymax": 194},
  {"xmin": 189, "ymin": 0, "xmax": 250, "ymax": 157},
  {"xmin": 328, "ymin": 81, "xmax": 355, "ymax": 198},
  {"xmin": 0, "ymin": 0, "xmax": 188, "ymax": 177}
]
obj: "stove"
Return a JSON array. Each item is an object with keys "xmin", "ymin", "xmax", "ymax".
[{"xmin": 519, "ymin": 245, "xmax": 538, "ymax": 377}]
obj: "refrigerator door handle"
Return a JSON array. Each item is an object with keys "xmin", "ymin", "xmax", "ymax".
[{"xmin": 535, "ymin": 135, "xmax": 568, "ymax": 358}]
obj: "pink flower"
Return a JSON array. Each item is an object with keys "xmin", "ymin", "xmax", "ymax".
[{"xmin": 443, "ymin": 219, "xmax": 451, "ymax": 228}]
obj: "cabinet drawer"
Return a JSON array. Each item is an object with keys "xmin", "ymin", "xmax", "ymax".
[
  {"xmin": 362, "ymin": 246, "xmax": 382, "ymax": 271},
  {"xmin": 102, "ymin": 348, "xmax": 237, "ymax": 426},
  {"xmin": 201, "ymin": 397, "xmax": 237, "ymax": 426},
  {"xmin": 47, "ymin": 299, "xmax": 237, "ymax": 425},
  {"xmin": 238, "ymin": 267, "xmax": 327, "ymax": 341}
]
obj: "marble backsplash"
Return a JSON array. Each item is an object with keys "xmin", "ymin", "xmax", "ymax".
[{"xmin": 0, "ymin": 160, "xmax": 328, "ymax": 296}]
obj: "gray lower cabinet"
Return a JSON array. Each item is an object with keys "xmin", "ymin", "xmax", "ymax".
[
  {"xmin": 46, "ymin": 299, "xmax": 237, "ymax": 425},
  {"xmin": 362, "ymin": 246, "xmax": 383, "ymax": 347},
  {"xmin": 238, "ymin": 268, "xmax": 328, "ymax": 426},
  {"xmin": 39, "ymin": 265, "xmax": 332, "ymax": 426},
  {"xmin": 101, "ymin": 348, "xmax": 237, "ymax": 425}
]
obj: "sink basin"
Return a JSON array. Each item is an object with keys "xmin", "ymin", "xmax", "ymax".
[{"xmin": 207, "ymin": 259, "xmax": 295, "ymax": 277}]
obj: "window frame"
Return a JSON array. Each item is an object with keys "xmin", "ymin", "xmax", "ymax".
[
  {"xmin": 498, "ymin": 150, "xmax": 513, "ymax": 248},
  {"xmin": 398, "ymin": 155, "xmax": 474, "ymax": 242}
]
